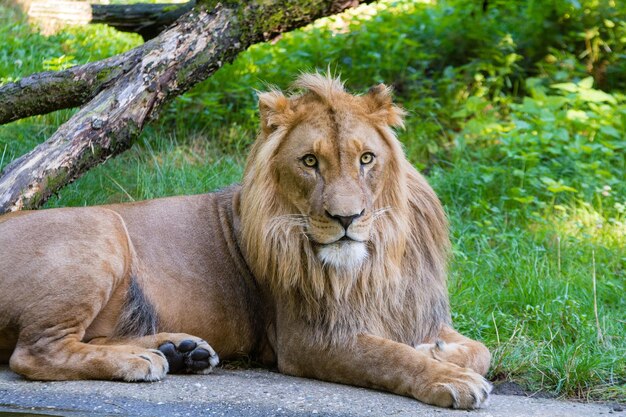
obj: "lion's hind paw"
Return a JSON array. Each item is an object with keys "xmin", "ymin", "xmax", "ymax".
[
  {"xmin": 117, "ymin": 349, "xmax": 169, "ymax": 382},
  {"xmin": 158, "ymin": 339, "xmax": 219, "ymax": 374}
]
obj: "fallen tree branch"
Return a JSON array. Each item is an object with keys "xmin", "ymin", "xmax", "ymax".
[
  {"xmin": 92, "ymin": 1, "xmax": 195, "ymax": 39},
  {"xmin": 0, "ymin": 52, "xmax": 143, "ymax": 125},
  {"xmin": 0, "ymin": 2, "xmax": 199, "ymax": 125},
  {"xmin": 0, "ymin": 2, "xmax": 197, "ymax": 125},
  {"xmin": 28, "ymin": 0, "xmax": 195, "ymax": 40},
  {"xmin": 0, "ymin": 0, "xmax": 369, "ymax": 214}
]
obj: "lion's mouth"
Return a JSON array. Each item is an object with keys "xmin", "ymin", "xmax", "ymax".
[
  {"xmin": 328, "ymin": 234, "xmax": 366, "ymax": 245},
  {"xmin": 309, "ymin": 232, "xmax": 365, "ymax": 246}
]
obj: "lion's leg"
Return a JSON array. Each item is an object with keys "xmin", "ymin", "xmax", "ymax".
[
  {"xmin": 278, "ymin": 333, "xmax": 492, "ymax": 410},
  {"xmin": 89, "ymin": 333, "xmax": 219, "ymax": 374},
  {"xmin": 8, "ymin": 275, "xmax": 170, "ymax": 381},
  {"xmin": 415, "ymin": 325, "xmax": 491, "ymax": 376},
  {"xmin": 11, "ymin": 319, "xmax": 219, "ymax": 381},
  {"xmin": 4, "ymin": 208, "xmax": 172, "ymax": 381},
  {"xmin": 10, "ymin": 336, "xmax": 168, "ymax": 381}
]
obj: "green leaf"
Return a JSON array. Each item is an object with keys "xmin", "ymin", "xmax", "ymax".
[
  {"xmin": 548, "ymin": 184, "xmax": 577, "ymax": 193},
  {"xmin": 599, "ymin": 125, "xmax": 621, "ymax": 139},
  {"xmin": 550, "ymin": 82, "xmax": 578, "ymax": 93},
  {"xmin": 513, "ymin": 196, "xmax": 535, "ymax": 204},
  {"xmin": 579, "ymin": 88, "xmax": 617, "ymax": 104},
  {"xmin": 566, "ymin": 109, "xmax": 589, "ymax": 122},
  {"xmin": 514, "ymin": 119, "xmax": 532, "ymax": 130},
  {"xmin": 579, "ymin": 77, "xmax": 594, "ymax": 89}
]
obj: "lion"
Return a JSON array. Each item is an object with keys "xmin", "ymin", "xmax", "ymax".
[{"xmin": 0, "ymin": 73, "xmax": 492, "ymax": 409}]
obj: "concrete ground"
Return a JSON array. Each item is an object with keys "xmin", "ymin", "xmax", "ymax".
[{"xmin": 0, "ymin": 365, "xmax": 621, "ymax": 417}]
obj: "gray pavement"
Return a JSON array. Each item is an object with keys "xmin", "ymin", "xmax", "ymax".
[{"xmin": 0, "ymin": 365, "xmax": 620, "ymax": 417}]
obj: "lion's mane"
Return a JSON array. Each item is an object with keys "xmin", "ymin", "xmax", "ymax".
[{"xmin": 240, "ymin": 74, "xmax": 450, "ymax": 346}]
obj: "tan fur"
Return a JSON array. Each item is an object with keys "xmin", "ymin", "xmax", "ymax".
[{"xmin": 0, "ymin": 73, "xmax": 491, "ymax": 409}]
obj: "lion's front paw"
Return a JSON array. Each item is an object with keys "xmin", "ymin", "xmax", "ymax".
[
  {"xmin": 158, "ymin": 339, "xmax": 219, "ymax": 374},
  {"xmin": 418, "ymin": 361, "xmax": 492, "ymax": 409},
  {"xmin": 415, "ymin": 339, "xmax": 491, "ymax": 376},
  {"xmin": 415, "ymin": 341, "xmax": 467, "ymax": 364}
]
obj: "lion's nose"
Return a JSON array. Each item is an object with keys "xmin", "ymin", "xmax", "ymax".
[{"xmin": 326, "ymin": 210, "xmax": 364, "ymax": 230}]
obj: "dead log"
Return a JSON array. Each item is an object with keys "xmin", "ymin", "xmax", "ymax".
[
  {"xmin": 0, "ymin": 52, "xmax": 142, "ymax": 125},
  {"xmin": 0, "ymin": 2, "xmax": 198, "ymax": 125},
  {"xmin": 92, "ymin": 2, "xmax": 195, "ymax": 39},
  {"xmin": 0, "ymin": 0, "xmax": 369, "ymax": 214},
  {"xmin": 27, "ymin": 0, "xmax": 195, "ymax": 40}
]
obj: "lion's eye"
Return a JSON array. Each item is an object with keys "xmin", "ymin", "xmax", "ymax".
[
  {"xmin": 302, "ymin": 154, "xmax": 318, "ymax": 168},
  {"xmin": 360, "ymin": 152, "xmax": 375, "ymax": 165}
]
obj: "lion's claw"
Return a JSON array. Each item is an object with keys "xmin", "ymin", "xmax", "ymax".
[
  {"xmin": 418, "ymin": 359, "xmax": 492, "ymax": 409},
  {"xmin": 158, "ymin": 339, "xmax": 219, "ymax": 374}
]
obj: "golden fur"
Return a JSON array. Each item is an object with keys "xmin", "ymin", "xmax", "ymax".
[
  {"xmin": 0, "ymin": 73, "xmax": 492, "ymax": 409},
  {"xmin": 240, "ymin": 75, "xmax": 449, "ymax": 345}
]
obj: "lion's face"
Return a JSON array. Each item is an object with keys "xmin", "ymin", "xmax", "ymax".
[
  {"xmin": 242, "ymin": 73, "xmax": 406, "ymax": 274},
  {"xmin": 273, "ymin": 107, "xmax": 390, "ymax": 268}
]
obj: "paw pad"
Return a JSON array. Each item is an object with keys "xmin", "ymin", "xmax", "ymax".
[{"xmin": 158, "ymin": 339, "xmax": 219, "ymax": 374}]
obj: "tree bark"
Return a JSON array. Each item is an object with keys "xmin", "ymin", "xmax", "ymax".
[
  {"xmin": 0, "ymin": 1, "xmax": 191, "ymax": 125},
  {"xmin": 27, "ymin": 1, "xmax": 195, "ymax": 40},
  {"xmin": 0, "ymin": 0, "xmax": 369, "ymax": 214},
  {"xmin": 92, "ymin": 2, "xmax": 195, "ymax": 40},
  {"xmin": 0, "ymin": 52, "xmax": 142, "ymax": 125}
]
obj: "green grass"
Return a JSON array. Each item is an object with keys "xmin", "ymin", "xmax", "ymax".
[
  {"xmin": 440, "ymin": 163, "xmax": 625, "ymax": 399},
  {"xmin": 0, "ymin": 0, "xmax": 624, "ymax": 401}
]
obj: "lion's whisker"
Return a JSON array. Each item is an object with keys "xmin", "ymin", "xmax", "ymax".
[
  {"xmin": 265, "ymin": 215, "xmax": 309, "ymax": 242},
  {"xmin": 372, "ymin": 207, "xmax": 392, "ymax": 220},
  {"xmin": 274, "ymin": 214, "xmax": 308, "ymax": 219}
]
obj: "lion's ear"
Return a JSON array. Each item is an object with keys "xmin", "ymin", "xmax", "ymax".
[
  {"xmin": 258, "ymin": 90, "xmax": 293, "ymax": 134},
  {"xmin": 363, "ymin": 84, "xmax": 406, "ymax": 128}
]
